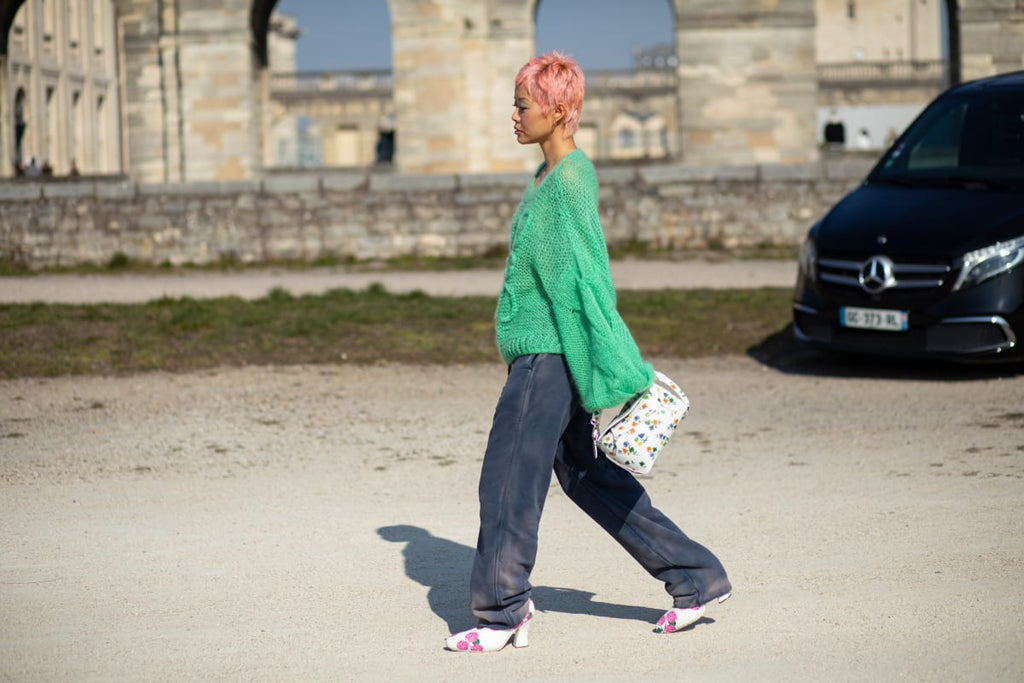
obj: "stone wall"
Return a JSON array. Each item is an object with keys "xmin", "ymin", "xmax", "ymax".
[{"xmin": 0, "ymin": 159, "xmax": 875, "ymax": 269}]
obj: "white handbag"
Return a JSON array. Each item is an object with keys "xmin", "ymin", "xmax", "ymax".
[{"xmin": 593, "ymin": 370, "xmax": 690, "ymax": 475}]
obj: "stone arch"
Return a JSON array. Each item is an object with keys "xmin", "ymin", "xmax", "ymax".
[
  {"xmin": 0, "ymin": 0, "xmax": 25, "ymax": 171},
  {"xmin": 0, "ymin": 0, "xmax": 26, "ymax": 57},
  {"xmin": 249, "ymin": 0, "xmax": 396, "ymax": 70},
  {"xmin": 526, "ymin": 0, "xmax": 817, "ymax": 164},
  {"xmin": 259, "ymin": 2, "xmax": 395, "ymax": 169},
  {"xmin": 1, "ymin": 0, "xmax": 1016, "ymax": 180},
  {"xmin": 251, "ymin": 0, "xmax": 279, "ymax": 68},
  {"xmin": 105, "ymin": 0, "xmax": 268, "ymax": 181}
]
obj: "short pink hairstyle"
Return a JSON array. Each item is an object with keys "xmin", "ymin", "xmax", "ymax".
[{"xmin": 515, "ymin": 52, "xmax": 585, "ymax": 137}]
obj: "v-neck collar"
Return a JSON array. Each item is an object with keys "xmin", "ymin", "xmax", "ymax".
[{"xmin": 532, "ymin": 148, "xmax": 579, "ymax": 189}]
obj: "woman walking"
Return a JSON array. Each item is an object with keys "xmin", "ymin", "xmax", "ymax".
[{"xmin": 445, "ymin": 52, "xmax": 731, "ymax": 653}]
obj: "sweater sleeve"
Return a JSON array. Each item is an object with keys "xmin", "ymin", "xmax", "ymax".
[{"xmin": 530, "ymin": 158, "xmax": 654, "ymax": 411}]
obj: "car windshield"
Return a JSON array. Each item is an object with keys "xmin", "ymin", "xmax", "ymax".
[{"xmin": 872, "ymin": 87, "xmax": 1024, "ymax": 190}]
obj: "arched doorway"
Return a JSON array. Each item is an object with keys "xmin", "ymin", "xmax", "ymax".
[{"xmin": 255, "ymin": 1, "xmax": 395, "ymax": 169}]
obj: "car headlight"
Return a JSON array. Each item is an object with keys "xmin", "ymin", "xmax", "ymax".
[
  {"xmin": 798, "ymin": 234, "xmax": 818, "ymax": 282},
  {"xmin": 952, "ymin": 235, "xmax": 1024, "ymax": 291}
]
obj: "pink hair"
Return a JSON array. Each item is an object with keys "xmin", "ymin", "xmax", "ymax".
[{"xmin": 515, "ymin": 51, "xmax": 585, "ymax": 137}]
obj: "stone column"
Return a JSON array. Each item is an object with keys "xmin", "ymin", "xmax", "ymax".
[
  {"xmin": 472, "ymin": 0, "xmax": 536, "ymax": 173},
  {"xmin": 389, "ymin": 0, "xmax": 535, "ymax": 174},
  {"xmin": 673, "ymin": 0, "xmax": 819, "ymax": 165},
  {"xmin": 176, "ymin": 2, "xmax": 260, "ymax": 181},
  {"xmin": 115, "ymin": 0, "xmax": 261, "ymax": 182},
  {"xmin": 389, "ymin": 0, "xmax": 466, "ymax": 173},
  {"xmin": 0, "ymin": 54, "xmax": 9, "ymax": 176},
  {"xmin": 116, "ymin": 0, "xmax": 172, "ymax": 182}
]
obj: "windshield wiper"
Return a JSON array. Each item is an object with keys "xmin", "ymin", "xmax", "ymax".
[
  {"xmin": 873, "ymin": 175, "xmax": 1016, "ymax": 191},
  {"xmin": 871, "ymin": 176, "xmax": 919, "ymax": 188}
]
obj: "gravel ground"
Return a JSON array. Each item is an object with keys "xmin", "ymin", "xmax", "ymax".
[
  {"xmin": 0, "ymin": 259, "xmax": 798, "ymax": 303},
  {"xmin": 2, "ymin": 262, "xmax": 1023, "ymax": 681}
]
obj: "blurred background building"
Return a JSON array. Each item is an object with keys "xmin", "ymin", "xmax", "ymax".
[
  {"xmin": 815, "ymin": 0, "xmax": 949, "ymax": 153},
  {"xmin": 0, "ymin": 0, "xmax": 1020, "ymax": 181},
  {"xmin": 2, "ymin": 0, "xmax": 120, "ymax": 177}
]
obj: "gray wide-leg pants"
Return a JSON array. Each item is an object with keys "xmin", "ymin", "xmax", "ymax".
[{"xmin": 469, "ymin": 353, "xmax": 731, "ymax": 628}]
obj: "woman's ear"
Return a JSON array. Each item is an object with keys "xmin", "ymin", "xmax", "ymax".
[{"xmin": 552, "ymin": 102, "xmax": 567, "ymax": 126}]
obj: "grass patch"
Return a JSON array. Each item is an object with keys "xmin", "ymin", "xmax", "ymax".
[
  {"xmin": 621, "ymin": 288, "xmax": 791, "ymax": 358},
  {"xmin": 0, "ymin": 287, "xmax": 793, "ymax": 378},
  {"xmin": 606, "ymin": 241, "xmax": 798, "ymax": 262}
]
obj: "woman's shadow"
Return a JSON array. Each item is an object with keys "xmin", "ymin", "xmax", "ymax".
[{"xmin": 377, "ymin": 524, "xmax": 664, "ymax": 632}]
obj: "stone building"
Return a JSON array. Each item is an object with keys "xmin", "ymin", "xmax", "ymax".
[
  {"xmin": 3, "ymin": 0, "xmax": 120, "ymax": 176},
  {"xmin": 0, "ymin": 0, "xmax": 1020, "ymax": 182},
  {"xmin": 269, "ymin": 69, "xmax": 395, "ymax": 169},
  {"xmin": 265, "ymin": 48, "xmax": 680, "ymax": 169},
  {"xmin": 814, "ymin": 0, "xmax": 949, "ymax": 149},
  {"xmin": 816, "ymin": 0, "xmax": 944, "ymax": 63}
]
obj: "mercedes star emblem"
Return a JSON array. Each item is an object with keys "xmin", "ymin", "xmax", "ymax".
[{"xmin": 859, "ymin": 255, "xmax": 896, "ymax": 294}]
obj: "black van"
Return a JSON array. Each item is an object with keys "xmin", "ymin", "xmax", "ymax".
[{"xmin": 793, "ymin": 71, "xmax": 1024, "ymax": 362}]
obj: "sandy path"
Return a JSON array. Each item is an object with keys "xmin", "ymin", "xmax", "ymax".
[
  {"xmin": 0, "ymin": 259, "xmax": 797, "ymax": 304},
  {"xmin": 2, "ymin": 354, "xmax": 1022, "ymax": 681}
]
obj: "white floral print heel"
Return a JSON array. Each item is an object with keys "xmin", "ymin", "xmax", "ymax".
[
  {"xmin": 445, "ymin": 599, "xmax": 535, "ymax": 652},
  {"xmin": 654, "ymin": 604, "xmax": 705, "ymax": 633},
  {"xmin": 654, "ymin": 592, "xmax": 731, "ymax": 634}
]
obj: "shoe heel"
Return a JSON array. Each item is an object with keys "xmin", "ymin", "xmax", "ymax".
[{"xmin": 512, "ymin": 619, "xmax": 530, "ymax": 648}]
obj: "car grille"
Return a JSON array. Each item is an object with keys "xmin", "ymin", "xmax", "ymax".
[{"xmin": 818, "ymin": 256, "xmax": 951, "ymax": 292}]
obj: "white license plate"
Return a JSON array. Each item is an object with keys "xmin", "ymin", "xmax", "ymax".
[{"xmin": 840, "ymin": 306, "xmax": 908, "ymax": 332}]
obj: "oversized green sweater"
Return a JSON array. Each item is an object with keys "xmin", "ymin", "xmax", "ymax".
[{"xmin": 495, "ymin": 149, "xmax": 654, "ymax": 412}]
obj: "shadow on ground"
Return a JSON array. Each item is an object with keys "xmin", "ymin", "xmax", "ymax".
[
  {"xmin": 378, "ymin": 524, "xmax": 664, "ymax": 633},
  {"xmin": 747, "ymin": 324, "xmax": 1024, "ymax": 381}
]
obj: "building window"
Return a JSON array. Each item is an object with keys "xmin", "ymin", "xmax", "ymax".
[
  {"xmin": 69, "ymin": 0, "xmax": 81, "ymax": 49},
  {"xmin": 14, "ymin": 89, "xmax": 27, "ymax": 163},
  {"xmin": 93, "ymin": 0, "xmax": 106, "ymax": 56},
  {"xmin": 42, "ymin": 0, "xmax": 55, "ymax": 42},
  {"xmin": 72, "ymin": 91, "xmax": 84, "ymax": 172},
  {"xmin": 847, "ymin": 0, "xmax": 856, "ymax": 19},
  {"xmin": 619, "ymin": 129, "xmax": 637, "ymax": 150},
  {"xmin": 96, "ymin": 94, "xmax": 106, "ymax": 172},
  {"xmin": 45, "ymin": 86, "xmax": 57, "ymax": 165}
]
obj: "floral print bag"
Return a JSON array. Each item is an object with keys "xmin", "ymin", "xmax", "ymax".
[{"xmin": 593, "ymin": 371, "xmax": 690, "ymax": 475}]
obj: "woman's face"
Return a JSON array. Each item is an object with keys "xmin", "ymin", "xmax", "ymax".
[{"xmin": 512, "ymin": 84, "xmax": 559, "ymax": 146}]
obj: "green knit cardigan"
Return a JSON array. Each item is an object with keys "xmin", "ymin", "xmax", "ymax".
[{"xmin": 495, "ymin": 149, "xmax": 654, "ymax": 412}]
